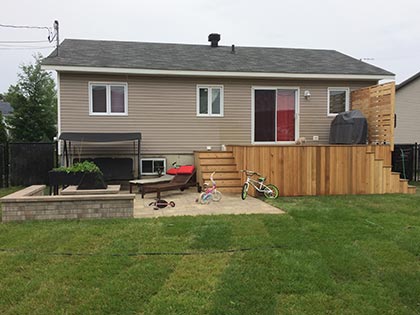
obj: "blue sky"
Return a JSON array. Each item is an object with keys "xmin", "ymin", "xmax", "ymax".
[{"xmin": 1, "ymin": 0, "xmax": 419, "ymax": 92}]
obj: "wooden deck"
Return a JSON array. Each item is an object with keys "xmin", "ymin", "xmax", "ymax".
[
  {"xmin": 194, "ymin": 145, "xmax": 415, "ymax": 197},
  {"xmin": 194, "ymin": 82, "xmax": 415, "ymax": 197}
]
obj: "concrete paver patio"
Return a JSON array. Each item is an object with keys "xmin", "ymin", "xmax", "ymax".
[{"xmin": 133, "ymin": 189, "xmax": 284, "ymax": 218}]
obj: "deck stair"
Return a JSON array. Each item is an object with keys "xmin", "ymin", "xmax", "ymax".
[
  {"xmin": 194, "ymin": 151, "xmax": 242, "ymax": 193},
  {"xmin": 365, "ymin": 147, "xmax": 415, "ymax": 194}
]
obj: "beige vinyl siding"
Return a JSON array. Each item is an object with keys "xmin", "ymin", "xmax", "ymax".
[
  {"xmin": 395, "ymin": 78, "xmax": 420, "ymax": 143},
  {"xmin": 59, "ymin": 73, "xmax": 375, "ymax": 155},
  {"xmin": 300, "ymin": 82, "xmax": 374, "ymax": 142}
]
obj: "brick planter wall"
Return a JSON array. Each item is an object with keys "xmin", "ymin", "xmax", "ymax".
[{"xmin": 1, "ymin": 185, "xmax": 135, "ymax": 222}]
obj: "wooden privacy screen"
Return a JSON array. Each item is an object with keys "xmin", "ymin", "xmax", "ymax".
[
  {"xmin": 227, "ymin": 145, "xmax": 405, "ymax": 197},
  {"xmin": 351, "ymin": 82, "xmax": 395, "ymax": 149}
]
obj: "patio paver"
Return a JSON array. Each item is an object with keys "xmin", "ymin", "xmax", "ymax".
[{"xmin": 133, "ymin": 189, "xmax": 284, "ymax": 218}]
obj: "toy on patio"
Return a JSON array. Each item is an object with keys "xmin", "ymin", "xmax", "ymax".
[
  {"xmin": 196, "ymin": 171, "xmax": 222, "ymax": 204},
  {"xmin": 148, "ymin": 199, "xmax": 175, "ymax": 210}
]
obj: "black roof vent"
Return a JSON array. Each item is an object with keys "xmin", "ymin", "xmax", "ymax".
[{"xmin": 208, "ymin": 33, "xmax": 221, "ymax": 47}]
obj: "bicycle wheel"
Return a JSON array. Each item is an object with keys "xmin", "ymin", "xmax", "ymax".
[
  {"xmin": 199, "ymin": 192, "xmax": 210, "ymax": 204},
  {"xmin": 212, "ymin": 191, "xmax": 222, "ymax": 202},
  {"xmin": 264, "ymin": 184, "xmax": 279, "ymax": 199},
  {"xmin": 241, "ymin": 183, "xmax": 249, "ymax": 200}
]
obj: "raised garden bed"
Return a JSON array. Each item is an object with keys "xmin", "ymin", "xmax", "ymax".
[
  {"xmin": 1, "ymin": 185, "xmax": 134, "ymax": 222},
  {"xmin": 49, "ymin": 161, "xmax": 107, "ymax": 194}
]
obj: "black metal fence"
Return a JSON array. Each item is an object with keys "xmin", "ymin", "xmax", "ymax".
[
  {"xmin": 392, "ymin": 143, "xmax": 419, "ymax": 181},
  {"xmin": 0, "ymin": 142, "xmax": 57, "ymax": 187}
]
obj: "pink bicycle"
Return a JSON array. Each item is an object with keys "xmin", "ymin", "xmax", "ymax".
[{"xmin": 196, "ymin": 172, "xmax": 222, "ymax": 204}]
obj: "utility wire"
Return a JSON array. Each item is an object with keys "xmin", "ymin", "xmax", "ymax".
[
  {"xmin": 0, "ymin": 46, "xmax": 55, "ymax": 50},
  {"xmin": 0, "ymin": 43, "xmax": 50, "ymax": 47},
  {"xmin": 0, "ymin": 40, "xmax": 50, "ymax": 43},
  {"xmin": 0, "ymin": 23, "xmax": 51, "ymax": 30}
]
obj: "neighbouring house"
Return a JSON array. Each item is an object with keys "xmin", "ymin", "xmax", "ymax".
[
  {"xmin": 394, "ymin": 71, "xmax": 420, "ymax": 144},
  {"xmin": 0, "ymin": 101, "xmax": 13, "ymax": 117},
  {"xmin": 42, "ymin": 34, "xmax": 399, "ymax": 192}
]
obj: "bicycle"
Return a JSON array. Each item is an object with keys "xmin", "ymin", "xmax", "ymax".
[
  {"xmin": 240, "ymin": 170, "xmax": 279, "ymax": 200},
  {"xmin": 196, "ymin": 171, "xmax": 222, "ymax": 204}
]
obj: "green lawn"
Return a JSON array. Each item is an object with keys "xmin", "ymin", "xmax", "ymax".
[
  {"xmin": 0, "ymin": 189, "xmax": 419, "ymax": 315},
  {"xmin": 0, "ymin": 187, "xmax": 22, "ymax": 198},
  {"xmin": 0, "ymin": 187, "xmax": 22, "ymax": 220}
]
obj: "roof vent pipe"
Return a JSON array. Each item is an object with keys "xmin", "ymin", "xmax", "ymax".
[
  {"xmin": 231, "ymin": 44, "xmax": 235, "ymax": 54},
  {"xmin": 208, "ymin": 33, "xmax": 221, "ymax": 47}
]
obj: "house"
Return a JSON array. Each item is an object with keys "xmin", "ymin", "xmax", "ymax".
[
  {"xmin": 42, "ymin": 34, "xmax": 408, "ymax": 196},
  {"xmin": 42, "ymin": 35, "xmax": 393, "ymax": 171},
  {"xmin": 0, "ymin": 101, "xmax": 13, "ymax": 117},
  {"xmin": 394, "ymin": 71, "xmax": 420, "ymax": 144}
]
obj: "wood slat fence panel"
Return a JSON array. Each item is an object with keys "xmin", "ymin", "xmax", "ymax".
[{"xmin": 351, "ymin": 82, "xmax": 395, "ymax": 149}]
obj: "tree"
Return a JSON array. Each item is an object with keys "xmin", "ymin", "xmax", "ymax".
[
  {"xmin": 0, "ymin": 112, "xmax": 8, "ymax": 144},
  {"xmin": 5, "ymin": 54, "xmax": 57, "ymax": 142}
]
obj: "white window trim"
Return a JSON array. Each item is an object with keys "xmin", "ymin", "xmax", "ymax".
[
  {"xmin": 89, "ymin": 82, "xmax": 128, "ymax": 116},
  {"xmin": 196, "ymin": 85, "xmax": 224, "ymax": 117},
  {"xmin": 140, "ymin": 158, "xmax": 166, "ymax": 176},
  {"xmin": 251, "ymin": 86, "xmax": 300, "ymax": 144},
  {"xmin": 327, "ymin": 87, "xmax": 350, "ymax": 117}
]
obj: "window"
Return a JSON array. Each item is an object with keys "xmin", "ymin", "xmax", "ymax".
[
  {"xmin": 89, "ymin": 82, "xmax": 128, "ymax": 115},
  {"xmin": 197, "ymin": 85, "xmax": 224, "ymax": 116},
  {"xmin": 141, "ymin": 158, "xmax": 166, "ymax": 175},
  {"xmin": 328, "ymin": 87, "xmax": 349, "ymax": 116}
]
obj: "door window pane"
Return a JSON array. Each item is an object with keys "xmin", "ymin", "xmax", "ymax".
[
  {"xmin": 92, "ymin": 85, "xmax": 106, "ymax": 113},
  {"xmin": 211, "ymin": 88, "xmax": 221, "ymax": 114},
  {"xmin": 277, "ymin": 90, "xmax": 295, "ymax": 141},
  {"xmin": 199, "ymin": 88, "xmax": 208, "ymax": 114},
  {"xmin": 254, "ymin": 90, "xmax": 276, "ymax": 142},
  {"xmin": 110, "ymin": 86, "xmax": 125, "ymax": 113}
]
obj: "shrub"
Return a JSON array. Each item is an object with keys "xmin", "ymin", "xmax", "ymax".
[{"xmin": 53, "ymin": 161, "xmax": 102, "ymax": 174}]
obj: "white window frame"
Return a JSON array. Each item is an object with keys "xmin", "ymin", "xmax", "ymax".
[
  {"xmin": 196, "ymin": 85, "xmax": 224, "ymax": 117},
  {"xmin": 327, "ymin": 87, "xmax": 350, "ymax": 117},
  {"xmin": 251, "ymin": 86, "xmax": 300, "ymax": 144},
  {"xmin": 140, "ymin": 158, "xmax": 166, "ymax": 176},
  {"xmin": 89, "ymin": 82, "xmax": 128, "ymax": 116}
]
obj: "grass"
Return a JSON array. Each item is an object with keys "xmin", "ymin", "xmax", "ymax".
[
  {"xmin": 0, "ymin": 187, "xmax": 21, "ymax": 198},
  {"xmin": 0, "ymin": 188, "xmax": 419, "ymax": 314},
  {"xmin": 0, "ymin": 187, "xmax": 22, "ymax": 221}
]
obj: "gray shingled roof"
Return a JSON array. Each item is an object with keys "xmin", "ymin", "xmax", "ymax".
[
  {"xmin": 397, "ymin": 71, "xmax": 420, "ymax": 91},
  {"xmin": 43, "ymin": 39, "xmax": 393, "ymax": 76}
]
